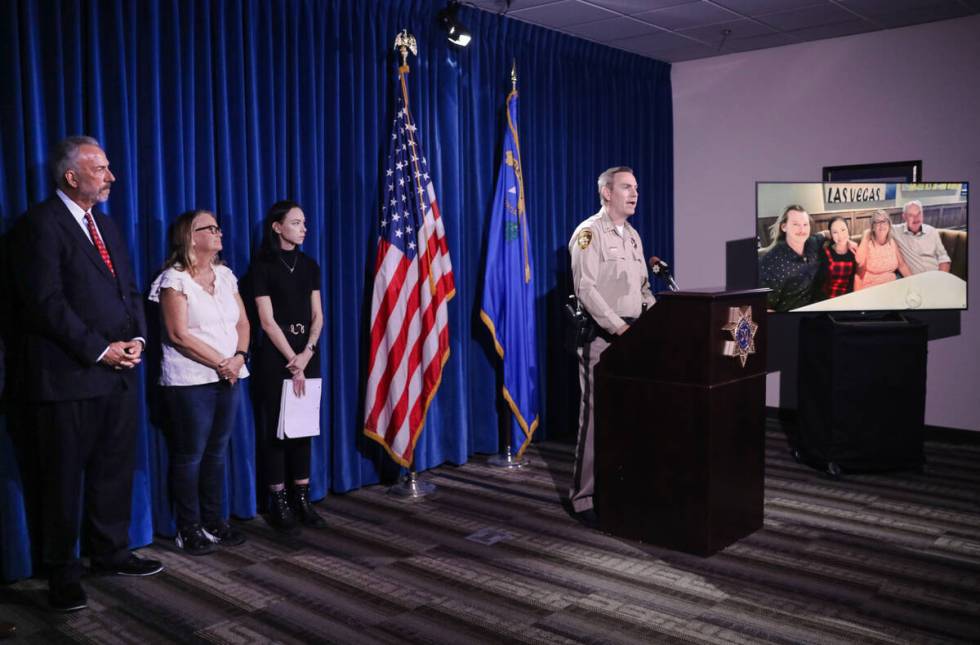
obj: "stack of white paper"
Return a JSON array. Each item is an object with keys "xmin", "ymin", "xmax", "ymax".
[{"xmin": 277, "ymin": 378, "xmax": 322, "ymax": 439}]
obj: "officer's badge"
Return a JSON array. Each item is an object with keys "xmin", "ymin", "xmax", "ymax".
[
  {"xmin": 630, "ymin": 237, "xmax": 637, "ymax": 249},
  {"xmin": 577, "ymin": 229, "xmax": 592, "ymax": 250},
  {"xmin": 721, "ymin": 306, "xmax": 759, "ymax": 368}
]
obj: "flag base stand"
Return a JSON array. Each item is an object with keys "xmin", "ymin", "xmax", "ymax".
[
  {"xmin": 387, "ymin": 471, "xmax": 436, "ymax": 498},
  {"xmin": 487, "ymin": 447, "xmax": 527, "ymax": 469}
]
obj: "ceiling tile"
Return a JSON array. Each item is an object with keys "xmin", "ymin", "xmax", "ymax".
[
  {"xmin": 468, "ymin": 0, "xmax": 980, "ymax": 63},
  {"xmin": 837, "ymin": 0, "xmax": 948, "ymax": 17},
  {"xmin": 872, "ymin": 3, "xmax": 973, "ymax": 27},
  {"xmin": 611, "ymin": 29, "xmax": 703, "ymax": 55},
  {"xmin": 656, "ymin": 42, "xmax": 721, "ymax": 61},
  {"xmin": 710, "ymin": 0, "xmax": 825, "ymax": 16},
  {"xmin": 564, "ymin": 16, "xmax": 663, "ymax": 40},
  {"xmin": 467, "ymin": 0, "xmax": 562, "ymax": 11},
  {"xmin": 508, "ymin": 0, "xmax": 619, "ymax": 28},
  {"xmin": 785, "ymin": 20, "xmax": 878, "ymax": 40},
  {"xmin": 581, "ymin": 0, "xmax": 698, "ymax": 15},
  {"xmin": 678, "ymin": 18, "xmax": 776, "ymax": 43},
  {"xmin": 720, "ymin": 31, "xmax": 799, "ymax": 53},
  {"xmin": 633, "ymin": 2, "xmax": 742, "ymax": 30},
  {"xmin": 758, "ymin": 3, "xmax": 861, "ymax": 30}
]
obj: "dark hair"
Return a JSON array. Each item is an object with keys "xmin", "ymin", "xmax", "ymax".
[
  {"xmin": 259, "ymin": 200, "xmax": 302, "ymax": 257},
  {"xmin": 824, "ymin": 216, "xmax": 849, "ymax": 248}
]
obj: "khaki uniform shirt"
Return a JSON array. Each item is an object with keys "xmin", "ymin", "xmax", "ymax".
[{"xmin": 569, "ymin": 208, "xmax": 656, "ymax": 334}]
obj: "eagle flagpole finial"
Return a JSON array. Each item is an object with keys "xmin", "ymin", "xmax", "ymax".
[{"xmin": 394, "ymin": 30, "xmax": 417, "ymax": 68}]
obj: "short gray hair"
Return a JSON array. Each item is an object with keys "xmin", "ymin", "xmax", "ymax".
[
  {"xmin": 50, "ymin": 135, "xmax": 101, "ymax": 186},
  {"xmin": 597, "ymin": 166, "xmax": 633, "ymax": 206},
  {"xmin": 903, "ymin": 199, "xmax": 923, "ymax": 216}
]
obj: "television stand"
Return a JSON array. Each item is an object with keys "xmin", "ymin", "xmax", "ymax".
[
  {"xmin": 828, "ymin": 312, "xmax": 912, "ymax": 326},
  {"xmin": 791, "ymin": 314, "xmax": 927, "ymax": 477}
]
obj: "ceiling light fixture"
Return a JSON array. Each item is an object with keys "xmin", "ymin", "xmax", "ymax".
[{"xmin": 438, "ymin": 1, "xmax": 472, "ymax": 47}]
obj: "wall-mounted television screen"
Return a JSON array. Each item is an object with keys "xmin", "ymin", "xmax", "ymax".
[{"xmin": 756, "ymin": 182, "xmax": 968, "ymax": 313}]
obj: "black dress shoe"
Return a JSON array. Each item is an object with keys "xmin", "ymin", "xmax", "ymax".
[
  {"xmin": 176, "ymin": 524, "xmax": 217, "ymax": 556},
  {"xmin": 203, "ymin": 520, "xmax": 247, "ymax": 546},
  {"xmin": 49, "ymin": 582, "xmax": 87, "ymax": 612},
  {"xmin": 92, "ymin": 553, "xmax": 164, "ymax": 577}
]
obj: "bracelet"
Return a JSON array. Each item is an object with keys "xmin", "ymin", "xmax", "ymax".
[
  {"xmin": 234, "ymin": 350, "xmax": 250, "ymax": 362},
  {"xmin": 306, "ymin": 343, "xmax": 316, "ymax": 353}
]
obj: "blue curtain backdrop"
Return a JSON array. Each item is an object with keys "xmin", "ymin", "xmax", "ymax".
[{"xmin": 0, "ymin": 0, "xmax": 673, "ymax": 581}]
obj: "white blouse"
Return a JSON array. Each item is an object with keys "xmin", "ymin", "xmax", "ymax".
[{"xmin": 149, "ymin": 265, "xmax": 249, "ymax": 386}]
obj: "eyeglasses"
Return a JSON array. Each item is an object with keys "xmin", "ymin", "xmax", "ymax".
[{"xmin": 194, "ymin": 224, "xmax": 222, "ymax": 234}]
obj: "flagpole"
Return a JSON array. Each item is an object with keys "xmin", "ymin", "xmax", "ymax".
[
  {"xmin": 387, "ymin": 429, "xmax": 436, "ymax": 498},
  {"xmin": 488, "ymin": 443, "xmax": 527, "ymax": 469},
  {"xmin": 384, "ymin": 29, "xmax": 438, "ymax": 498},
  {"xmin": 488, "ymin": 61, "xmax": 529, "ymax": 471},
  {"xmin": 395, "ymin": 31, "xmax": 437, "ymax": 298}
]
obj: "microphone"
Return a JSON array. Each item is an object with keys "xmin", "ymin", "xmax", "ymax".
[{"xmin": 648, "ymin": 256, "xmax": 679, "ymax": 292}]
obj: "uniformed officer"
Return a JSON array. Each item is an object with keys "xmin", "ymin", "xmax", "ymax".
[{"xmin": 568, "ymin": 166, "xmax": 656, "ymax": 521}]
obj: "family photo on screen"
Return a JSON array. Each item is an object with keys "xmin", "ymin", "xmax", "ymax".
[{"xmin": 757, "ymin": 182, "xmax": 969, "ymax": 313}]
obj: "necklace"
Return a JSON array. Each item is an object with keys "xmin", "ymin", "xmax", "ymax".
[
  {"xmin": 279, "ymin": 254, "xmax": 298, "ymax": 274},
  {"xmin": 194, "ymin": 267, "xmax": 216, "ymax": 295}
]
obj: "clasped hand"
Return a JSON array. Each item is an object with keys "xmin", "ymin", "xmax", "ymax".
[
  {"xmin": 101, "ymin": 340, "xmax": 143, "ymax": 369},
  {"xmin": 216, "ymin": 354, "xmax": 244, "ymax": 385},
  {"xmin": 286, "ymin": 349, "xmax": 311, "ymax": 397}
]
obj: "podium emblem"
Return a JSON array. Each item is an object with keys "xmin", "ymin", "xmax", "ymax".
[{"xmin": 722, "ymin": 306, "xmax": 758, "ymax": 367}]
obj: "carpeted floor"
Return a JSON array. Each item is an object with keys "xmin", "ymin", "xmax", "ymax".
[{"xmin": 2, "ymin": 422, "xmax": 979, "ymax": 644}]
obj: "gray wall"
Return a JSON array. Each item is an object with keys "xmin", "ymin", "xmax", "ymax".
[{"xmin": 672, "ymin": 15, "xmax": 980, "ymax": 432}]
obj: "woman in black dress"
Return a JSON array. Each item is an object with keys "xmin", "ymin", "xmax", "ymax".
[{"xmin": 249, "ymin": 200, "xmax": 325, "ymax": 531}]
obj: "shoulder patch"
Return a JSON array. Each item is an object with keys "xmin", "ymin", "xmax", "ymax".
[{"xmin": 577, "ymin": 229, "xmax": 593, "ymax": 250}]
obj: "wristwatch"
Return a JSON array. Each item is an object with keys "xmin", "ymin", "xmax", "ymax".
[{"xmin": 234, "ymin": 350, "xmax": 250, "ymax": 362}]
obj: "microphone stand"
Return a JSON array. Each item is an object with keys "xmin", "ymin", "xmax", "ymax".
[{"xmin": 651, "ymin": 265, "xmax": 680, "ymax": 292}]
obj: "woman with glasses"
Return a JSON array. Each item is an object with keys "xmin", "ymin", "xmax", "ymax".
[
  {"xmin": 855, "ymin": 210, "xmax": 912, "ymax": 290},
  {"xmin": 149, "ymin": 209, "xmax": 250, "ymax": 554},
  {"xmin": 246, "ymin": 200, "xmax": 325, "ymax": 533}
]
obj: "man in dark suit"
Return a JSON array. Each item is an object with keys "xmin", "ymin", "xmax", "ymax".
[{"xmin": 14, "ymin": 136, "xmax": 162, "ymax": 612}]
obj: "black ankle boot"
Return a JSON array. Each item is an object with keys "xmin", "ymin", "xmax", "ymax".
[
  {"xmin": 290, "ymin": 484, "xmax": 327, "ymax": 529},
  {"xmin": 267, "ymin": 488, "xmax": 299, "ymax": 534}
]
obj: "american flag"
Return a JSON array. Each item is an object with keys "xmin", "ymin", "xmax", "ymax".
[{"xmin": 363, "ymin": 75, "xmax": 455, "ymax": 468}]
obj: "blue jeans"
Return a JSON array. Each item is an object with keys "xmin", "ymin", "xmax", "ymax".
[{"xmin": 164, "ymin": 381, "xmax": 240, "ymax": 530}]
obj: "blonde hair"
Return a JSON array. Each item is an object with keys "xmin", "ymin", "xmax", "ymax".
[
  {"xmin": 869, "ymin": 209, "xmax": 894, "ymax": 246},
  {"xmin": 764, "ymin": 205, "xmax": 811, "ymax": 252},
  {"xmin": 163, "ymin": 209, "xmax": 223, "ymax": 276}
]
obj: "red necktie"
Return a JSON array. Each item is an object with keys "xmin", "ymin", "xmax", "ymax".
[{"xmin": 84, "ymin": 212, "xmax": 116, "ymax": 276}]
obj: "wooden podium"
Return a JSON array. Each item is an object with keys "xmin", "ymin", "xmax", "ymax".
[{"xmin": 594, "ymin": 288, "xmax": 769, "ymax": 556}]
